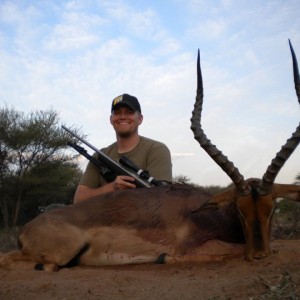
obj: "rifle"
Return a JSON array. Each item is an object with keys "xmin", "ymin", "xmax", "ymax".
[{"xmin": 62, "ymin": 125, "xmax": 163, "ymax": 188}]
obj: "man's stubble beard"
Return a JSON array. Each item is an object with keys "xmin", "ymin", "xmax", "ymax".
[
  {"xmin": 118, "ymin": 131, "xmax": 132, "ymax": 138},
  {"xmin": 117, "ymin": 127, "xmax": 139, "ymax": 139}
]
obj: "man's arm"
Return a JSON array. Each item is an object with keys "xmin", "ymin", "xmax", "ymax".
[
  {"xmin": 74, "ymin": 175, "xmax": 136, "ymax": 203},
  {"xmin": 73, "ymin": 157, "xmax": 139, "ymax": 203}
]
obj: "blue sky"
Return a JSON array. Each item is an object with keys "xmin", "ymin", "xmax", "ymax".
[{"xmin": 1, "ymin": 0, "xmax": 300, "ymax": 186}]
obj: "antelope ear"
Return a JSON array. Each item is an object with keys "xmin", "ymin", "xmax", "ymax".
[
  {"xmin": 272, "ymin": 183, "xmax": 300, "ymax": 202},
  {"xmin": 209, "ymin": 187, "xmax": 237, "ymax": 207}
]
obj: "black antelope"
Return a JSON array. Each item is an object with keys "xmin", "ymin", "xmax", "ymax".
[{"xmin": 0, "ymin": 41, "xmax": 300, "ymax": 271}]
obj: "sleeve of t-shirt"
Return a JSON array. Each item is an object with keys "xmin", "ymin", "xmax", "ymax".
[
  {"xmin": 79, "ymin": 155, "xmax": 102, "ymax": 188},
  {"xmin": 145, "ymin": 143, "xmax": 173, "ymax": 182}
]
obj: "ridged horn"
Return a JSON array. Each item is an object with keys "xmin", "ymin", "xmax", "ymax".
[
  {"xmin": 190, "ymin": 50, "xmax": 251, "ymax": 195},
  {"xmin": 257, "ymin": 40, "xmax": 300, "ymax": 195},
  {"xmin": 289, "ymin": 39, "xmax": 300, "ymax": 100}
]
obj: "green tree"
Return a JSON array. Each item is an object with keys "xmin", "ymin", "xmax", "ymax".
[
  {"xmin": 0, "ymin": 107, "xmax": 82, "ymax": 227},
  {"xmin": 172, "ymin": 174, "xmax": 227, "ymax": 194},
  {"xmin": 173, "ymin": 174, "xmax": 195, "ymax": 185}
]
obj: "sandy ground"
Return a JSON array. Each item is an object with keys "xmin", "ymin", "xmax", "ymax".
[{"xmin": 0, "ymin": 239, "xmax": 299, "ymax": 300}]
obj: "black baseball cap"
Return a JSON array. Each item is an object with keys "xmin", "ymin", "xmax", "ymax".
[{"xmin": 111, "ymin": 94, "xmax": 141, "ymax": 113}]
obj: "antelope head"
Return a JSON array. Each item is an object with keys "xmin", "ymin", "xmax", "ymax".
[{"xmin": 191, "ymin": 40, "xmax": 300, "ymax": 261}]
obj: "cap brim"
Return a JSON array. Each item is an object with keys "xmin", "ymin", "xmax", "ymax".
[{"xmin": 112, "ymin": 102, "xmax": 136, "ymax": 111}]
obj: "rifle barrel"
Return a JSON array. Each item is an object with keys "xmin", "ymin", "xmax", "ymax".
[{"xmin": 62, "ymin": 125, "xmax": 151, "ymax": 188}]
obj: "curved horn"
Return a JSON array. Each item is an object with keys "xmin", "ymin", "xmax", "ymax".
[
  {"xmin": 190, "ymin": 50, "xmax": 251, "ymax": 195},
  {"xmin": 258, "ymin": 40, "xmax": 300, "ymax": 195},
  {"xmin": 289, "ymin": 39, "xmax": 300, "ymax": 100}
]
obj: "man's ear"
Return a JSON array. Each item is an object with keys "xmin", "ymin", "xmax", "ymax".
[
  {"xmin": 109, "ymin": 114, "xmax": 113, "ymax": 125},
  {"xmin": 138, "ymin": 114, "xmax": 143, "ymax": 125}
]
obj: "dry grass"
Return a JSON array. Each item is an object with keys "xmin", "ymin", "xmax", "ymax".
[
  {"xmin": 272, "ymin": 201, "xmax": 300, "ymax": 240},
  {"xmin": 257, "ymin": 272, "xmax": 298, "ymax": 300}
]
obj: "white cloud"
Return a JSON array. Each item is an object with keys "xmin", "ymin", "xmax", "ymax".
[
  {"xmin": 1, "ymin": 0, "xmax": 300, "ymax": 187},
  {"xmin": 45, "ymin": 24, "xmax": 98, "ymax": 51}
]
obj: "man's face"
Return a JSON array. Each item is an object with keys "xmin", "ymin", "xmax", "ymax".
[{"xmin": 110, "ymin": 106, "xmax": 143, "ymax": 138}]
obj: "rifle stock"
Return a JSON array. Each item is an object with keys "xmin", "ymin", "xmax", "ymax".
[{"xmin": 62, "ymin": 125, "xmax": 152, "ymax": 188}]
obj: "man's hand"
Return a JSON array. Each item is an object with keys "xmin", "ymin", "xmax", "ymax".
[
  {"xmin": 112, "ymin": 175, "xmax": 136, "ymax": 190},
  {"xmin": 74, "ymin": 176, "xmax": 136, "ymax": 203}
]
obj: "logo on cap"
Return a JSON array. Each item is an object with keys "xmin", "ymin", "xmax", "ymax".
[
  {"xmin": 113, "ymin": 95, "xmax": 123, "ymax": 106},
  {"xmin": 111, "ymin": 94, "xmax": 141, "ymax": 113}
]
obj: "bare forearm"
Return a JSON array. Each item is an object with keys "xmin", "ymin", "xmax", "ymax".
[
  {"xmin": 73, "ymin": 184, "xmax": 114, "ymax": 203},
  {"xmin": 73, "ymin": 176, "xmax": 136, "ymax": 203}
]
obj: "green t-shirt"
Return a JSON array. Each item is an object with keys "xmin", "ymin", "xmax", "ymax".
[{"xmin": 79, "ymin": 136, "xmax": 172, "ymax": 188}]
